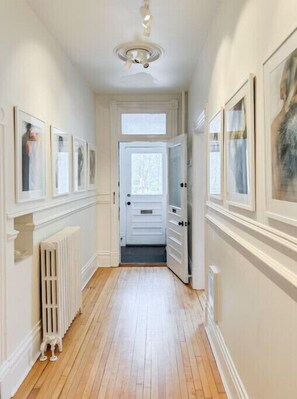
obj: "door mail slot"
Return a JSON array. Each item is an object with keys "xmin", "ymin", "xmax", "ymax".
[{"xmin": 141, "ymin": 210, "xmax": 153, "ymax": 215}]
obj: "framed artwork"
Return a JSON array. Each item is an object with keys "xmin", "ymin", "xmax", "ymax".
[
  {"xmin": 264, "ymin": 28, "xmax": 297, "ymax": 226},
  {"xmin": 208, "ymin": 108, "xmax": 223, "ymax": 200},
  {"xmin": 88, "ymin": 143, "xmax": 97, "ymax": 190},
  {"xmin": 14, "ymin": 108, "xmax": 46, "ymax": 202},
  {"xmin": 73, "ymin": 137, "xmax": 87, "ymax": 192},
  {"xmin": 225, "ymin": 74, "xmax": 255, "ymax": 210},
  {"xmin": 51, "ymin": 127, "xmax": 71, "ymax": 197}
]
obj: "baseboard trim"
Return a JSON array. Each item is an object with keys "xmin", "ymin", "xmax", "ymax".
[
  {"xmin": 0, "ymin": 321, "xmax": 41, "ymax": 399},
  {"xmin": 205, "ymin": 306, "xmax": 249, "ymax": 399},
  {"xmin": 82, "ymin": 252, "xmax": 99, "ymax": 289}
]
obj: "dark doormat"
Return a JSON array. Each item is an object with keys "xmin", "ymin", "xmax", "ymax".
[{"xmin": 121, "ymin": 245, "xmax": 167, "ymax": 264}]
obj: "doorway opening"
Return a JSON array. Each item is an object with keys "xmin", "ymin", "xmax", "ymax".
[{"xmin": 119, "ymin": 142, "xmax": 167, "ymax": 265}]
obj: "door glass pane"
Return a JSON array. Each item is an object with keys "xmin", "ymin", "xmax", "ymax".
[
  {"xmin": 168, "ymin": 145, "xmax": 181, "ymax": 208},
  {"xmin": 122, "ymin": 114, "xmax": 167, "ymax": 135},
  {"xmin": 131, "ymin": 153, "xmax": 163, "ymax": 195}
]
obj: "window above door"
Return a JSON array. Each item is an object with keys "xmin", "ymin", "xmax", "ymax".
[
  {"xmin": 110, "ymin": 99, "xmax": 179, "ymax": 141},
  {"xmin": 121, "ymin": 113, "xmax": 167, "ymax": 136}
]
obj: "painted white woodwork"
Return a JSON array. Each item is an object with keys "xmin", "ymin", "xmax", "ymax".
[
  {"xmin": 107, "ymin": 97, "xmax": 180, "ymax": 265},
  {"xmin": 166, "ymin": 134, "xmax": 188, "ymax": 284},
  {"xmin": 0, "ymin": 108, "xmax": 7, "ymax": 382},
  {"xmin": 120, "ymin": 143, "xmax": 167, "ymax": 246},
  {"xmin": 188, "ymin": 0, "xmax": 297, "ymax": 397},
  {"xmin": 191, "ymin": 110, "xmax": 206, "ymax": 290}
]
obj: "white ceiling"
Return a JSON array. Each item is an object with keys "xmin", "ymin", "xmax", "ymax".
[{"xmin": 27, "ymin": 0, "xmax": 219, "ymax": 94}]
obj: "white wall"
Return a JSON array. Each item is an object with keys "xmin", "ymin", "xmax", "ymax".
[
  {"xmin": 188, "ymin": 0, "xmax": 297, "ymax": 398},
  {"xmin": 0, "ymin": 1, "xmax": 97, "ymax": 397}
]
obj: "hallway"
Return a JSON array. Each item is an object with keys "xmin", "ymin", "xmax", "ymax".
[{"xmin": 15, "ymin": 267, "xmax": 226, "ymax": 399}]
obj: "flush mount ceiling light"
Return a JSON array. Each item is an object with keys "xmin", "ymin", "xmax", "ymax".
[
  {"xmin": 140, "ymin": 0, "xmax": 153, "ymax": 37},
  {"xmin": 114, "ymin": 41, "xmax": 163, "ymax": 69}
]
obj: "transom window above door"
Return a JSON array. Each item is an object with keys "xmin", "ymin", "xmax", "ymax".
[{"xmin": 121, "ymin": 113, "xmax": 167, "ymax": 136}]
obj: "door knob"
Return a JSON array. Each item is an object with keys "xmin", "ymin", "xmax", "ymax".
[
  {"xmin": 178, "ymin": 221, "xmax": 184, "ymax": 226},
  {"xmin": 127, "ymin": 201, "xmax": 131, "ymax": 206}
]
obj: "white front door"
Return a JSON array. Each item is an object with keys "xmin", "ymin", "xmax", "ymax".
[
  {"xmin": 166, "ymin": 135, "xmax": 189, "ymax": 283},
  {"xmin": 123, "ymin": 145, "xmax": 167, "ymax": 245}
]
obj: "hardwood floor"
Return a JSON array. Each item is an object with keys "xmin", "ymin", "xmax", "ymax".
[{"xmin": 14, "ymin": 267, "xmax": 227, "ymax": 399}]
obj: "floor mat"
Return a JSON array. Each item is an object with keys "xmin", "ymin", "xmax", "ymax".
[{"xmin": 121, "ymin": 245, "xmax": 166, "ymax": 264}]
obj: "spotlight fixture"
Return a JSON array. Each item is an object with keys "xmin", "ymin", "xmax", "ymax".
[
  {"xmin": 140, "ymin": 0, "xmax": 153, "ymax": 37},
  {"xmin": 114, "ymin": 41, "xmax": 163, "ymax": 70}
]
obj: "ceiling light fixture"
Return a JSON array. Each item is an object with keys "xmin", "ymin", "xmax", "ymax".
[
  {"xmin": 140, "ymin": 0, "xmax": 153, "ymax": 37},
  {"xmin": 114, "ymin": 41, "xmax": 163, "ymax": 70}
]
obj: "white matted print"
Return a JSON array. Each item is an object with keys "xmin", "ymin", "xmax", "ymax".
[
  {"xmin": 73, "ymin": 137, "xmax": 87, "ymax": 192},
  {"xmin": 264, "ymin": 28, "xmax": 297, "ymax": 226},
  {"xmin": 225, "ymin": 75, "xmax": 255, "ymax": 210},
  {"xmin": 51, "ymin": 127, "xmax": 71, "ymax": 197},
  {"xmin": 14, "ymin": 108, "xmax": 46, "ymax": 202},
  {"xmin": 88, "ymin": 143, "xmax": 96, "ymax": 190},
  {"xmin": 208, "ymin": 109, "xmax": 223, "ymax": 200}
]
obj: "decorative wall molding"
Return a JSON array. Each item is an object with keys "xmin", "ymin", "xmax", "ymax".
[
  {"xmin": 0, "ymin": 113, "xmax": 7, "ymax": 372},
  {"xmin": 0, "ymin": 321, "xmax": 41, "ymax": 398},
  {"xmin": 6, "ymin": 230, "xmax": 19, "ymax": 242},
  {"xmin": 193, "ymin": 109, "xmax": 206, "ymax": 134},
  {"xmin": 207, "ymin": 201, "xmax": 297, "ymax": 253},
  {"xmin": 97, "ymin": 251, "xmax": 112, "ymax": 267},
  {"xmin": 82, "ymin": 252, "xmax": 99, "ymax": 289},
  {"xmin": 7, "ymin": 196, "xmax": 100, "ymax": 232},
  {"xmin": 7, "ymin": 192, "xmax": 100, "ymax": 220},
  {"xmin": 205, "ymin": 306, "xmax": 249, "ymax": 399},
  {"xmin": 206, "ymin": 213, "xmax": 297, "ymax": 302}
]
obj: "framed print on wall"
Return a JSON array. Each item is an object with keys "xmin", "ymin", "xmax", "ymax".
[
  {"xmin": 73, "ymin": 136, "xmax": 87, "ymax": 192},
  {"xmin": 14, "ymin": 108, "xmax": 46, "ymax": 202},
  {"xmin": 51, "ymin": 127, "xmax": 71, "ymax": 197},
  {"xmin": 264, "ymin": 28, "xmax": 297, "ymax": 226},
  {"xmin": 208, "ymin": 108, "xmax": 224, "ymax": 200},
  {"xmin": 225, "ymin": 74, "xmax": 255, "ymax": 210},
  {"xmin": 88, "ymin": 143, "xmax": 96, "ymax": 190}
]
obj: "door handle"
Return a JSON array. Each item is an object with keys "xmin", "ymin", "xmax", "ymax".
[
  {"xmin": 127, "ymin": 201, "xmax": 131, "ymax": 206},
  {"xmin": 178, "ymin": 221, "xmax": 184, "ymax": 226}
]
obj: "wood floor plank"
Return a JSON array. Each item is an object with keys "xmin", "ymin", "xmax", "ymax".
[{"xmin": 14, "ymin": 267, "xmax": 227, "ymax": 399}]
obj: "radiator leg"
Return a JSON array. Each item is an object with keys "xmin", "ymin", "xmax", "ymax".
[
  {"xmin": 40, "ymin": 341, "xmax": 47, "ymax": 362},
  {"xmin": 57, "ymin": 337, "xmax": 63, "ymax": 353},
  {"xmin": 50, "ymin": 338, "xmax": 58, "ymax": 362}
]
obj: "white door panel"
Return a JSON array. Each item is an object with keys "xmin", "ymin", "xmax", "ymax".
[{"xmin": 166, "ymin": 135, "xmax": 188, "ymax": 283}]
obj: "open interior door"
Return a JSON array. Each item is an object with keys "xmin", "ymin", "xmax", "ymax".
[{"xmin": 166, "ymin": 134, "xmax": 189, "ymax": 283}]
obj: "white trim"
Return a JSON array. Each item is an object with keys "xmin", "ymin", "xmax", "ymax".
[
  {"xmin": 82, "ymin": 252, "xmax": 99, "ymax": 289},
  {"xmin": 7, "ymin": 195, "xmax": 100, "ymax": 231},
  {"xmin": 206, "ymin": 213, "xmax": 297, "ymax": 301},
  {"xmin": 207, "ymin": 201, "xmax": 297, "ymax": 252},
  {"xmin": 0, "ymin": 321, "xmax": 41, "ymax": 399},
  {"xmin": 97, "ymin": 251, "xmax": 112, "ymax": 267},
  {"xmin": 193, "ymin": 109, "xmax": 206, "ymax": 134},
  {"xmin": 191, "ymin": 110, "xmax": 206, "ymax": 290},
  {"xmin": 109, "ymin": 98, "xmax": 180, "ymax": 267},
  {"xmin": 205, "ymin": 306, "xmax": 249, "ymax": 399},
  {"xmin": 0, "ymin": 107, "xmax": 7, "ymax": 380},
  {"xmin": 7, "ymin": 191, "xmax": 99, "ymax": 219}
]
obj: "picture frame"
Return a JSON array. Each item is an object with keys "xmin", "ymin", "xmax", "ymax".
[
  {"xmin": 208, "ymin": 108, "xmax": 224, "ymax": 200},
  {"xmin": 263, "ymin": 28, "xmax": 297, "ymax": 226},
  {"xmin": 224, "ymin": 74, "xmax": 255, "ymax": 210},
  {"xmin": 51, "ymin": 127, "xmax": 71, "ymax": 197},
  {"xmin": 87, "ymin": 143, "xmax": 97, "ymax": 190},
  {"xmin": 14, "ymin": 108, "xmax": 46, "ymax": 202},
  {"xmin": 73, "ymin": 136, "xmax": 87, "ymax": 192}
]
